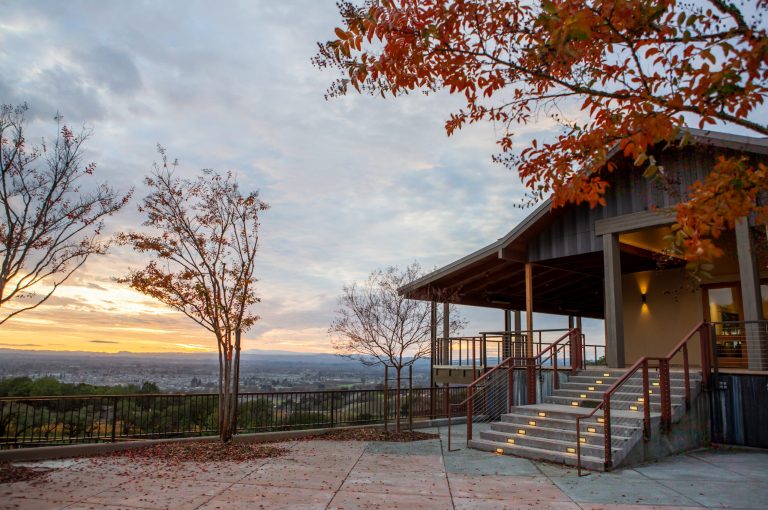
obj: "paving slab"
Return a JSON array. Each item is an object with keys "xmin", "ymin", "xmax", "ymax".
[
  {"xmin": 341, "ymin": 469, "xmax": 450, "ymax": 497},
  {"xmin": 453, "ymin": 498, "xmax": 581, "ymax": 510},
  {"xmin": 634, "ymin": 454, "xmax": 743, "ymax": 482},
  {"xmin": 197, "ymin": 483, "xmax": 335, "ymax": 510},
  {"xmin": 551, "ymin": 474, "xmax": 702, "ymax": 507},
  {"xmin": 656, "ymin": 478, "xmax": 768, "ymax": 509},
  {"xmin": 448, "ymin": 473, "xmax": 571, "ymax": 502},
  {"xmin": 328, "ymin": 489, "xmax": 453, "ymax": 510},
  {"xmin": 82, "ymin": 475, "xmax": 230, "ymax": 509},
  {"xmin": 443, "ymin": 447, "xmax": 540, "ymax": 476}
]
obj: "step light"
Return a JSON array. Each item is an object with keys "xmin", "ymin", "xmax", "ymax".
[
  {"xmin": 518, "ymin": 429, "xmax": 526, "ymax": 435},
  {"xmin": 597, "ymin": 417, "xmax": 605, "ymax": 423},
  {"xmin": 538, "ymin": 412, "xmax": 546, "ymax": 417},
  {"xmin": 596, "ymin": 380, "xmax": 603, "ymax": 384},
  {"xmin": 566, "ymin": 447, "xmax": 576, "ymax": 454},
  {"xmin": 603, "ymin": 372, "xmax": 610, "ymax": 377},
  {"xmin": 496, "ymin": 448, "xmax": 504, "ymax": 455},
  {"xmin": 648, "ymin": 390, "xmax": 653, "ymax": 394},
  {"xmin": 507, "ymin": 438, "xmax": 515, "ymax": 444},
  {"xmin": 580, "ymin": 394, "xmax": 587, "ymax": 398},
  {"xmin": 587, "ymin": 427, "xmax": 597, "ymax": 433},
  {"xmin": 588, "ymin": 386, "xmax": 595, "ymax": 391},
  {"xmin": 629, "ymin": 405, "xmax": 639, "ymax": 411},
  {"xmin": 571, "ymin": 401, "xmax": 580, "ymax": 406},
  {"xmin": 579, "ymin": 437, "xmax": 586, "ymax": 443},
  {"xmin": 652, "ymin": 381, "xmax": 660, "ymax": 387},
  {"xmin": 528, "ymin": 420, "xmax": 536, "ymax": 426},
  {"xmin": 637, "ymin": 397, "xmax": 644, "ymax": 403}
]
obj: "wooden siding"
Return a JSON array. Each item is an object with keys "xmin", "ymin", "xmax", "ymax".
[{"xmin": 528, "ymin": 146, "xmax": 767, "ymax": 262}]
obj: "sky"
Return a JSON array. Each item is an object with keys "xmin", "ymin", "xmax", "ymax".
[{"xmin": 0, "ymin": 0, "xmax": 604, "ymax": 354}]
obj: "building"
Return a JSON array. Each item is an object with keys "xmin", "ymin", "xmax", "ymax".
[{"xmin": 400, "ymin": 129, "xmax": 768, "ymax": 469}]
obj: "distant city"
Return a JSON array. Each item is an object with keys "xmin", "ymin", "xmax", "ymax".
[{"xmin": 0, "ymin": 349, "xmax": 431, "ymax": 393}]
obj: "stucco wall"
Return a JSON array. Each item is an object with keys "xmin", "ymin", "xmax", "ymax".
[{"xmin": 622, "ymin": 269, "xmax": 704, "ymax": 366}]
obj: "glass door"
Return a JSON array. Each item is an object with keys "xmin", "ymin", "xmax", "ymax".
[{"xmin": 704, "ymin": 285, "xmax": 747, "ymax": 368}]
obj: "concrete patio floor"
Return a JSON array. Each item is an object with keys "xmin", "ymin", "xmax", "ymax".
[{"xmin": 2, "ymin": 425, "xmax": 767, "ymax": 510}]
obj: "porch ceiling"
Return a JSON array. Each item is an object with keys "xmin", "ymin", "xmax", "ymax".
[{"xmin": 403, "ymin": 245, "xmax": 684, "ymax": 319}]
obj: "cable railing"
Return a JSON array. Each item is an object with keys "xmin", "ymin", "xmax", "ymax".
[
  {"xmin": 0, "ymin": 386, "xmax": 467, "ymax": 449},
  {"xmin": 447, "ymin": 328, "xmax": 584, "ymax": 450},
  {"xmin": 574, "ymin": 321, "xmax": 713, "ymax": 474},
  {"xmin": 434, "ymin": 329, "xmax": 603, "ymax": 373}
]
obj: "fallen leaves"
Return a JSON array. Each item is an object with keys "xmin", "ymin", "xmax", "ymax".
[
  {"xmin": 93, "ymin": 440, "xmax": 288, "ymax": 463},
  {"xmin": 0, "ymin": 463, "xmax": 52, "ymax": 484},
  {"xmin": 298, "ymin": 427, "xmax": 439, "ymax": 442}
]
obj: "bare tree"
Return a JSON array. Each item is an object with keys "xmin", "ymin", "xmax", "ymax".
[
  {"xmin": 0, "ymin": 104, "xmax": 130, "ymax": 324},
  {"xmin": 329, "ymin": 262, "xmax": 465, "ymax": 432},
  {"xmin": 118, "ymin": 149, "xmax": 268, "ymax": 443}
]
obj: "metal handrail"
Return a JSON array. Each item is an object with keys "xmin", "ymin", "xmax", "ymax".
[
  {"xmin": 447, "ymin": 328, "xmax": 582, "ymax": 450},
  {"xmin": 575, "ymin": 322, "xmax": 709, "ymax": 475}
]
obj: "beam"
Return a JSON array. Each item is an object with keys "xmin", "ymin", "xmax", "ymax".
[
  {"xmin": 603, "ymin": 233, "xmax": 625, "ymax": 368},
  {"xmin": 525, "ymin": 262, "xmax": 534, "ymax": 357},
  {"xmin": 595, "ymin": 209, "xmax": 676, "ymax": 236},
  {"xmin": 735, "ymin": 219, "xmax": 767, "ymax": 370},
  {"xmin": 503, "ymin": 310, "xmax": 512, "ymax": 358}
]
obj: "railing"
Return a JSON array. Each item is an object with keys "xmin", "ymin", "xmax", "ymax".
[
  {"xmin": 434, "ymin": 329, "xmax": 603, "ymax": 371},
  {"xmin": 575, "ymin": 322, "xmax": 712, "ymax": 475},
  {"xmin": 0, "ymin": 386, "xmax": 467, "ymax": 449},
  {"xmin": 447, "ymin": 328, "xmax": 583, "ymax": 450}
]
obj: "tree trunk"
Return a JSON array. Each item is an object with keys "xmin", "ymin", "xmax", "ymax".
[
  {"xmin": 220, "ymin": 345, "xmax": 233, "ymax": 443},
  {"xmin": 230, "ymin": 330, "xmax": 242, "ymax": 439},
  {"xmin": 395, "ymin": 366, "xmax": 402, "ymax": 433}
]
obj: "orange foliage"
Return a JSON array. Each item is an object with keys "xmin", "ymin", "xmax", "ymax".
[{"xmin": 315, "ymin": 0, "xmax": 768, "ymax": 262}]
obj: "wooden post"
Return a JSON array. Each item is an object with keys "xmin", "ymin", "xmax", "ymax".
[
  {"xmin": 525, "ymin": 262, "xmax": 534, "ymax": 358},
  {"xmin": 443, "ymin": 302, "xmax": 450, "ymax": 364},
  {"xmin": 735, "ymin": 219, "xmax": 767, "ymax": 370},
  {"xmin": 430, "ymin": 301, "xmax": 436, "ymax": 419},
  {"xmin": 603, "ymin": 233, "xmax": 625, "ymax": 368}
]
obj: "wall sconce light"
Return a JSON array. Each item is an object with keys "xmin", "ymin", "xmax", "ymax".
[{"xmin": 641, "ymin": 292, "xmax": 647, "ymax": 304}]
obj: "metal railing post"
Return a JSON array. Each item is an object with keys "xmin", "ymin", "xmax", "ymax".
[
  {"xmin": 659, "ymin": 359, "xmax": 672, "ymax": 432},
  {"xmin": 642, "ymin": 360, "xmax": 650, "ymax": 439},
  {"xmin": 472, "ymin": 338, "xmax": 477, "ymax": 380},
  {"xmin": 526, "ymin": 357, "xmax": 536, "ymax": 404},
  {"xmin": 384, "ymin": 366, "xmax": 389, "ymax": 432},
  {"xmin": 467, "ymin": 385, "xmax": 474, "ymax": 442},
  {"xmin": 408, "ymin": 365, "xmax": 413, "ymax": 431},
  {"xmin": 603, "ymin": 397, "xmax": 612, "ymax": 470},
  {"xmin": 110, "ymin": 396, "xmax": 118, "ymax": 443},
  {"xmin": 682, "ymin": 344, "xmax": 691, "ymax": 409},
  {"xmin": 507, "ymin": 360, "xmax": 514, "ymax": 410}
]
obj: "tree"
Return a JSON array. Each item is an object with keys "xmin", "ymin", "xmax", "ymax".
[
  {"xmin": 329, "ymin": 263, "xmax": 465, "ymax": 431},
  {"xmin": 0, "ymin": 104, "xmax": 130, "ymax": 323},
  {"xmin": 118, "ymin": 150, "xmax": 268, "ymax": 443},
  {"xmin": 315, "ymin": 1, "xmax": 768, "ymax": 265}
]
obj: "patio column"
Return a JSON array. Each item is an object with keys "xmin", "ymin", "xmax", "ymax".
[
  {"xmin": 430, "ymin": 301, "xmax": 437, "ymax": 366},
  {"xmin": 603, "ymin": 233, "xmax": 625, "ymax": 368},
  {"xmin": 443, "ymin": 302, "xmax": 450, "ymax": 363},
  {"xmin": 525, "ymin": 262, "xmax": 534, "ymax": 357},
  {"xmin": 514, "ymin": 309, "xmax": 523, "ymax": 359},
  {"xmin": 735, "ymin": 219, "xmax": 767, "ymax": 370}
]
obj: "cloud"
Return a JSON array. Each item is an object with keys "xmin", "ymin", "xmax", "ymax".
[{"xmin": 0, "ymin": 1, "xmax": 613, "ymax": 353}]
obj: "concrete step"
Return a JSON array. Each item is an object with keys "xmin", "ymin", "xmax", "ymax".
[
  {"xmin": 479, "ymin": 428, "xmax": 622, "ymax": 458},
  {"xmin": 469, "ymin": 437, "xmax": 607, "ymax": 471},
  {"xmin": 499, "ymin": 403, "xmax": 654, "ymax": 423},
  {"xmin": 498, "ymin": 413, "xmax": 639, "ymax": 437},
  {"xmin": 489, "ymin": 421, "xmax": 636, "ymax": 448},
  {"xmin": 544, "ymin": 395, "xmax": 685, "ymax": 412}
]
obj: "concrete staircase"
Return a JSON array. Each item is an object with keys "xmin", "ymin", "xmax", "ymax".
[{"xmin": 468, "ymin": 367, "xmax": 702, "ymax": 471}]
